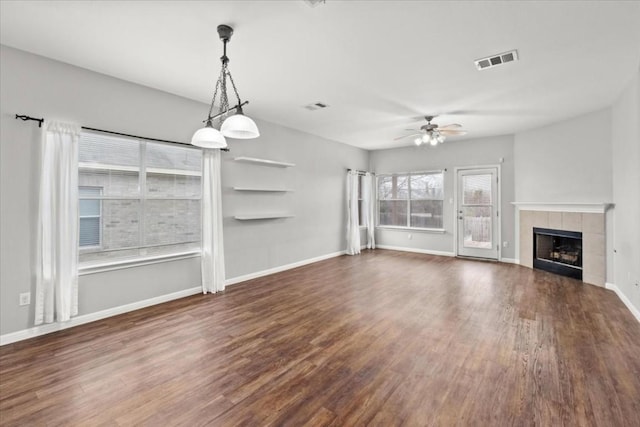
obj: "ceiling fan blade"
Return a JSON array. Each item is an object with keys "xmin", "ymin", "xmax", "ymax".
[
  {"xmin": 394, "ymin": 133, "xmax": 421, "ymax": 141},
  {"xmin": 439, "ymin": 129, "xmax": 467, "ymax": 136},
  {"xmin": 404, "ymin": 129, "xmax": 420, "ymax": 132},
  {"xmin": 438, "ymin": 123, "xmax": 462, "ymax": 130}
]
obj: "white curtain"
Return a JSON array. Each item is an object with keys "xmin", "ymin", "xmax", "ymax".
[
  {"xmin": 362, "ymin": 172, "xmax": 376, "ymax": 249},
  {"xmin": 201, "ymin": 149, "xmax": 226, "ymax": 293},
  {"xmin": 346, "ymin": 170, "xmax": 361, "ymax": 255},
  {"xmin": 35, "ymin": 121, "xmax": 81, "ymax": 325}
]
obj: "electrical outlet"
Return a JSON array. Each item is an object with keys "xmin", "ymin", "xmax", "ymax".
[
  {"xmin": 19, "ymin": 292, "xmax": 31, "ymax": 306},
  {"xmin": 503, "ymin": 241, "xmax": 509, "ymax": 248},
  {"xmin": 408, "ymin": 234, "xmax": 412, "ymax": 240}
]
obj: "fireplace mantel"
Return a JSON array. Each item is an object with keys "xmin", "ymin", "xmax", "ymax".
[{"xmin": 512, "ymin": 202, "xmax": 614, "ymax": 214}]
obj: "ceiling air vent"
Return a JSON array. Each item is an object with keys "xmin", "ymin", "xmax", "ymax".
[
  {"xmin": 474, "ymin": 49, "xmax": 519, "ymax": 71},
  {"xmin": 304, "ymin": 102, "xmax": 329, "ymax": 111}
]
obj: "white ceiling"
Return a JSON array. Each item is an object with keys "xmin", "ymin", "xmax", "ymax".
[{"xmin": 2, "ymin": 1, "xmax": 639, "ymax": 150}]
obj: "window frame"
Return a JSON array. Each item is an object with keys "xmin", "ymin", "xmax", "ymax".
[
  {"xmin": 77, "ymin": 131, "xmax": 203, "ymax": 271},
  {"xmin": 376, "ymin": 170, "xmax": 445, "ymax": 232}
]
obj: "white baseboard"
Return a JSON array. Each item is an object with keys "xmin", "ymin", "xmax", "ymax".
[
  {"xmin": 225, "ymin": 250, "xmax": 346, "ymax": 286},
  {"xmin": 378, "ymin": 245, "xmax": 520, "ymax": 264},
  {"xmin": 376, "ymin": 245, "xmax": 455, "ymax": 257},
  {"xmin": 1, "ymin": 250, "xmax": 350, "ymax": 346},
  {"xmin": 0, "ymin": 286, "xmax": 202, "ymax": 346},
  {"xmin": 605, "ymin": 282, "xmax": 640, "ymax": 323}
]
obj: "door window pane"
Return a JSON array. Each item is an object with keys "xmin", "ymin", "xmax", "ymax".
[
  {"xmin": 463, "ymin": 174, "xmax": 492, "ymax": 205},
  {"xmin": 462, "ymin": 206, "xmax": 492, "ymax": 249}
]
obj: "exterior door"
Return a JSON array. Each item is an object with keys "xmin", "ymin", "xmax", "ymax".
[{"xmin": 457, "ymin": 168, "xmax": 499, "ymax": 259}]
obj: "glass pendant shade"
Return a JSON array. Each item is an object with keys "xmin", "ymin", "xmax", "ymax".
[
  {"xmin": 221, "ymin": 113, "xmax": 260, "ymax": 139},
  {"xmin": 429, "ymin": 134, "xmax": 439, "ymax": 146},
  {"xmin": 191, "ymin": 125, "xmax": 228, "ymax": 149}
]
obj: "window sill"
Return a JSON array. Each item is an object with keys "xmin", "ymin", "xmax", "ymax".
[
  {"xmin": 376, "ymin": 226, "xmax": 446, "ymax": 233},
  {"xmin": 79, "ymin": 251, "xmax": 201, "ymax": 276}
]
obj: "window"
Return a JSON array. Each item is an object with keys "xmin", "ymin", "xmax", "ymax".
[
  {"xmin": 79, "ymin": 186, "xmax": 102, "ymax": 247},
  {"xmin": 78, "ymin": 132, "xmax": 202, "ymax": 265},
  {"xmin": 377, "ymin": 171, "xmax": 444, "ymax": 229}
]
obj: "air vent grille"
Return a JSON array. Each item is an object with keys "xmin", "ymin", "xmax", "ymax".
[
  {"xmin": 475, "ymin": 49, "xmax": 519, "ymax": 70},
  {"xmin": 304, "ymin": 102, "xmax": 329, "ymax": 111}
]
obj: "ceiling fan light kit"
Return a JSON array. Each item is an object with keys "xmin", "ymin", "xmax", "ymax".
[
  {"xmin": 191, "ymin": 24, "xmax": 260, "ymax": 149},
  {"xmin": 401, "ymin": 116, "xmax": 465, "ymax": 147}
]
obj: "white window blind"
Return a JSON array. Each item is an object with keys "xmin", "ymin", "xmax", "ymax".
[{"xmin": 78, "ymin": 131, "xmax": 202, "ymax": 265}]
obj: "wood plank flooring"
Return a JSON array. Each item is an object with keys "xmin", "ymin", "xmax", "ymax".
[{"xmin": 1, "ymin": 250, "xmax": 639, "ymax": 426}]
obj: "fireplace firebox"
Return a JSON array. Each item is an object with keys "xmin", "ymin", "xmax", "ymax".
[{"xmin": 533, "ymin": 227, "xmax": 583, "ymax": 280}]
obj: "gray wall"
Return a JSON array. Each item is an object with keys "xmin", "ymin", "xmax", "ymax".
[
  {"xmin": 514, "ymin": 108, "xmax": 613, "ymax": 203},
  {"xmin": 611, "ymin": 70, "xmax": 640, "ymax": 314},
  {"xmin": 221, "ymin": 118, "xmax": 368, "ymax": 278},
  {"xmin": 0, "ymin": 45, "xmax": 368, "ymax": 335},
  {"xmin": 1, "ymin": 43, "xmax": 635, "ymax": 337},
  {"xmin": 513, "ymin": 107, "xmax": 616, "ymax": 281},
  {"xmin": 370, "ymin": 135, "xmax": 516, "ymax": 259}
]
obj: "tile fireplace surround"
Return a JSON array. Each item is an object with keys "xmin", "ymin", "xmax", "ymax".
[{"xmin": 514, "ymin": 203, "xmax": 613, "ymax": 287}]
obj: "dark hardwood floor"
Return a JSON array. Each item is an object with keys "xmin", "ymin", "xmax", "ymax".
[{"xmin": 1, "ymin": 250, "xmax": 639, "ymax": 426}]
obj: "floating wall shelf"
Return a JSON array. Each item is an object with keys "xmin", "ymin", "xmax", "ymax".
[
  {"xmin": 233, "ymin": 157, "xmax": 295, "ymax": 168},
  {"xmin": 234, "ymin": 214, "xmax": 295, "ymax": 221},
  {"xmin": 233, "ymin": 187, "xmax": 294, "ymax": 192}
]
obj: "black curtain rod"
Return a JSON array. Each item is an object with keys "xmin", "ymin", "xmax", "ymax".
[
  {"xmin": 347, "ymin": 168, "xmax": 374, "ymax": 176},
  {"xmin": 14, "ymin": 114, "xmax": 230, "ymax": 152}
]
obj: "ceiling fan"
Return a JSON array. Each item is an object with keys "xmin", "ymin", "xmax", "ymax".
[{"xmin": 394, "ymin": 116, "xmax": 467, "ymax": 146}]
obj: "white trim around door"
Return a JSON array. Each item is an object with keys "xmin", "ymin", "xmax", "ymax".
[{"xmin": 454, "ymin": 165, "xmax": 501, "ymax": 260}]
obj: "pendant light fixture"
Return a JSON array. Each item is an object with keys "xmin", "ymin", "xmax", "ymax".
[{"xmin": 191, "ymin": 24, "xmax": 260, "ymax": 149}]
